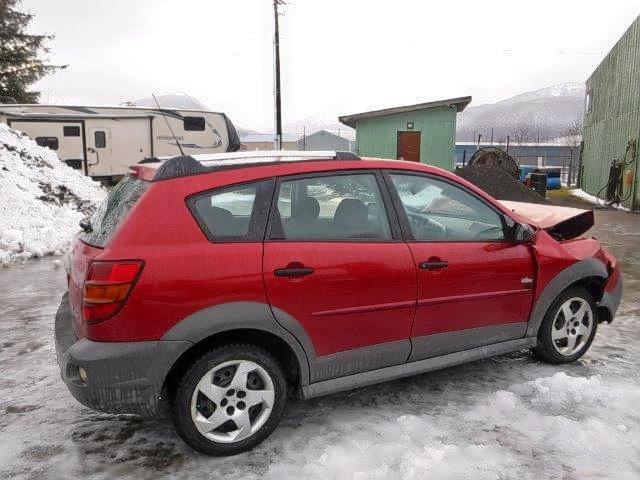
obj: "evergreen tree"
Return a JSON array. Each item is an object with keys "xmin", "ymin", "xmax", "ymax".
[{"xmin": 0, "ymin": 0, "xmax": 66, "ymax": 103}]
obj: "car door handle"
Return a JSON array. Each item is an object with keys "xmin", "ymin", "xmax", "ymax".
[
  {"xmin": 419, "ymin": 260, "xmax": 449, "ymax": 270},
  {"xmin": 274, "ymin": 267, "xmax": 315, "ymax": 278}
]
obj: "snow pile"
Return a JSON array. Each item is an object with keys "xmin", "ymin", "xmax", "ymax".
[
  {"xmin": 571, "ymin": 188, "xmax": 601, "ymax": 205},
  {"xmin": 263, "ymin": 372, "xmax": 640, "ymax": 480},
  {"xmin": 0, "ymin": 123, "xmax": 106, "ymax": 265},
  {"xmin": 571, "ymin": 188, "xmax": 631, "ymax": 211}
]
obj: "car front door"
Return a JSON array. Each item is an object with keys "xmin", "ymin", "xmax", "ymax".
[
  {"xmin": 385, "ymin": 171, "xmax": 536, "ymax": 361},
  {"xmin": 262, "ymin": 170, "xmax": 417, "ymax": 382}
]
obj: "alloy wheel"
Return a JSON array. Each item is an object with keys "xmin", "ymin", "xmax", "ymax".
[
  {"xmin": 551, "ymin": 297, "xmax": 594, "ymax": 356},
  {"xmin": 190, "ymin": 360, "xmax": 275, "ymax": 443}
]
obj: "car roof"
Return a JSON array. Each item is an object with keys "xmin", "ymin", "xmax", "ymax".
[
  {"xmin": 131, "ymin": 150, "xmax": 449, "ymax": 182},
  {"xmin": 128, "ymin": 150, "xmax": 516, "ymax": 219}
]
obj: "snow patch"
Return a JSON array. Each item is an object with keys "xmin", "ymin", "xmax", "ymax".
[
  {"xmin": 0, "ymin": 123, "xmax": 106, "ymax": 265},
  {"xmin": 263, "ymin": 371, "xmax": 640, "ymax": 480},
  {"xmin": 571, "ymin": 188, "xmax": 630, "ymax": 211}
]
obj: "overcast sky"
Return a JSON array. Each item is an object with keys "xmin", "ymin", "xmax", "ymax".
[{"xmin": 23, "ymin": 0, "xmax": 640, "ymax": 131}]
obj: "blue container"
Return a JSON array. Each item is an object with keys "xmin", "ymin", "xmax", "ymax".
[
  {"xmin": 547, "ymin": 176, "xmax": 562, "ymax": 189},
  {"xmin": 519, "ymin": 165, "xmax": 536, "ymax": 182},
  {"xmin": 519, "ymin": 165, "xmax": 562, "ymax": 189},
  {"xmin": 543, "ymin": 167, "xmax": 562, "ymax": 189}
]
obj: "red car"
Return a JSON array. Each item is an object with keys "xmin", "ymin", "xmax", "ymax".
[{"xmin": 55, "ymin": 151, "xmax": 622, "ymax": 456}]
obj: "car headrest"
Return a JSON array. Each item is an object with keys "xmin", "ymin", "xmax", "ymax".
[
  {"xmin": 195, "ymin": 201, "xmax": 233, "ymax": 235},
  {"xmin": 291, "ymin": 196, "xmax": 320, "ymax": 226},
  {"xmin": 334, "ymin": 198, "xmax": 368, "ymax": 229}
]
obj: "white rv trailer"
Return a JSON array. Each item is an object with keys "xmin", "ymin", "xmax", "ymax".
[{"xmin": 0, "ymin": 104, "xmax": 240, "ymax": 181}]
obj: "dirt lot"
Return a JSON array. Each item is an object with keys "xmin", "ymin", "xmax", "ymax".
[{"xmin": 0, "ymin": 196, "xmax": 639, "ymax": 480}]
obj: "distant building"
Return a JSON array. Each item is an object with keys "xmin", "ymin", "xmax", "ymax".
[
  {"xmin": 581, "ymin": 15, "xmax": 640, "ymax": 209},
  {"xmin": 339, "ymin": 96, "xmax": 471, "ymax": 170},
  {"xmin": 239, "ymin": 133, "xmax": 300, "ymax": 151},
  {"xmin": 298, "ymin": 129, "xmax": 355, "ymax": 152}
]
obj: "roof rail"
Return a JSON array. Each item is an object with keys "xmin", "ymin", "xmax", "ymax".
[{"xmin": 151, "ymin": 150, "xmax": 361, "ymax": 181}]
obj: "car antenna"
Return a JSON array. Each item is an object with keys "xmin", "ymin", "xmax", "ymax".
[{"xmin": 152, "ymin": 93, "xmax": 185, "ymax": 156}]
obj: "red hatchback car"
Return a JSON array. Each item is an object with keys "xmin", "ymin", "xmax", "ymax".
[{"xmin": 56, "ymin": 151, "xmax": 622, "ymax": 455}]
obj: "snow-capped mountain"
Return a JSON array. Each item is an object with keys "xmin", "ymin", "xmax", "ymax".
[
  {"xmin": 284, "ymin": 116, "xmax": 355, "ymax": 138},
  {"xmin": 133, "ymin": 93, "xmax": 209, "ymax": 111},
  {"xmin": 457, "ymin": 82, "xmax": 585, "ymax": 142},
  {"xmin": 492, "ymin": 82, "xmax": 585, "ymax": 105}
]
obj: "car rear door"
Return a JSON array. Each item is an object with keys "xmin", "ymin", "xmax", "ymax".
[
  {"xmin": 384, "ymin": 171, "xmax": 535, "ymax": 361},
  {"xmin": 262, "ymin": 170, "xmax": 417, "ymax": 382}
]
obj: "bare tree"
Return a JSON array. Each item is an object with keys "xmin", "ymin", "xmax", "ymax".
[
  {"xmin": 513, "ymin": 125, "xmax": 532, "ymax": 145},
  {"xmin": 562, "ymin": 119, "xmax": 583, "ymax": 147}
]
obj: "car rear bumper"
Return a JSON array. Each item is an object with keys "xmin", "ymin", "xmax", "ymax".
[
  {"xmin": 598, "ymin": 268, "xmax": 623, "ymax": 323},
  {"xmin": 55, "ymin": 292, "xmax": 190, "ymax": 416}
]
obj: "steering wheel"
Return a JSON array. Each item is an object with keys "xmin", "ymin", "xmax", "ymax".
[{"xmin": 407, "ymin": 213, "xmax": 446, "ymax": 239}]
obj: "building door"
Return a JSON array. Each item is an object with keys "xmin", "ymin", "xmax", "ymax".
[{"xmin": 397, "ymin": 131, "xmax": 421, "ymax": 162}]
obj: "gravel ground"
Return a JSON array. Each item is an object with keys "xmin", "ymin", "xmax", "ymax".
[{"xmin": 0, "ymin": 200, "xmax": 639, "ymax": 480}]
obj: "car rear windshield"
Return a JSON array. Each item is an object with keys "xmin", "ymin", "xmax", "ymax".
[{"xmin": 80, "ymin": 176, "xmax": 149, "ymax": 247}]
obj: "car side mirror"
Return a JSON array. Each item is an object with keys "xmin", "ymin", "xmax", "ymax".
[{"xmin": 512, "ymin": 222, "xmax": 535, "ymax": 243}]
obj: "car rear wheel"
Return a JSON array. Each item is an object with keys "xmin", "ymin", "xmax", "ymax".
[
  {"xmin": 534, "ymin": 286, "xmax": 598, "ymax": 364},
  {"xmin": 172, "ymin": 344, "xmax": 287, "ymax": 456}
]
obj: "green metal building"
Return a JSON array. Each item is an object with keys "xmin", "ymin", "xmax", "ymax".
[
  {"xmin": 339, "ymin": 97, "xmax": 471, "ymax": 171},
  {"xmin": 582, "ymin": 15, "xmax": 640, "ymax": 210}
]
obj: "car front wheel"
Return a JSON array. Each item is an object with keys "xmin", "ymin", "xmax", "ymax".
[
  {"xmin": 172, "ymin": 344, "xmax": 287, "ymax": 456},
  {"xmin": 534, "ymin": 286, "xmax": 598, "ymax": 363}
]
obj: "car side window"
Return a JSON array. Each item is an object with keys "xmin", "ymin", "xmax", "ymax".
[
  {"xmin": 271, "ymin": 173, "xmax": 392, "ymax": 241},
  {"xmin": 389, "ymin": 173, "xmax": 505, "ymax": 242},
  {"xmin": 188, "ymin": 180, "xmax": 273, "ymax": 242}
]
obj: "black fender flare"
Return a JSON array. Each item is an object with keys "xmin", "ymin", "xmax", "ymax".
[
  {"xmin": 526, "ymin": 257, "xmax": 607, "ymax": 337},
  {"xmin": 161, "ymin": 301, "xmax": 312, "ymax": 385}
]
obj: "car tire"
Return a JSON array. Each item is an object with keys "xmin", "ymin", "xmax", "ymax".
[
  {"xmin": 534, "ymin": 286, "xmax": 598, "ymax": 364},
  {"xmin": 172, "ymin": 344, "xmax": 287, "ymax": 456}
]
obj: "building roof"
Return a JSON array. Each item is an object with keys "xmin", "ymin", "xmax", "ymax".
[{"xmin": 339, "ymin": 96, "xmax": 472, "ymax": 128}]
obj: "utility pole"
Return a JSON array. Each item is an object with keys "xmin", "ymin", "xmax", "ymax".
[{"xmin": 273, "ymin": 0, "xmax": 284, "ymax": 150}]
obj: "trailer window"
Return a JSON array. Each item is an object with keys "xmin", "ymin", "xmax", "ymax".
[
  {"xmin": 65, "ymin": 159, "xmax": 83, "ymax": 170},
  {"xmin": 63, "ymin": 126, "xmax": 80, "ymax": 136},
  {"xmin": 94, "ymin": 131, "xmax": 106, "ymax": 148},
  {"xmin": 183, "ymin": 116, "xmax": 205, "ymax": 131},
  {"xmin": 35, "ymin": 137, "xmax": 59, "ymax": 150}
]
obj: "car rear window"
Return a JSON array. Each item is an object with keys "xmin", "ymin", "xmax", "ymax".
[{"xmin": 81, "ymin": 176, "xmax": 148, "ymax": 247}]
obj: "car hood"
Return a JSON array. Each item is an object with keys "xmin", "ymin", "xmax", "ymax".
[{"xmin": 500, "ymin": 200, "xmax": 594, "ymax": 241}]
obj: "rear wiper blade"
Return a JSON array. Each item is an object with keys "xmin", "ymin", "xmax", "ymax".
[{"xmin": 79, "ymin": 218, "xmax": 93, "ymax": 233}]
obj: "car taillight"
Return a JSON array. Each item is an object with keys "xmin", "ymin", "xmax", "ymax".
[{"xmin": 82, "ymin": 260, "xmax": 144, "ymax": 324}]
